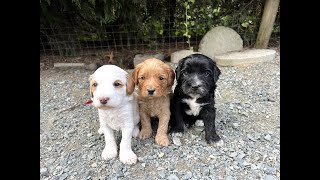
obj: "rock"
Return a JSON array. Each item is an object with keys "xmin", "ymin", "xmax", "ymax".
[
  {"xmin": 229, "ymin": 152, "xmax": 237, "ymax": 158},
  {"xmin": 40, "ymin": 167, "xmax": 49, "ymax": 176},
  {"xmin": 247, "ymin": 134, "xmax": 256, "ymax": 142},
  {"xmin": 158, "ymin": 172, "xmax": 166, "ymax": 179},
  {"xmin": 168, "ymin": 174, "xmax": 180, "ymax": 180},
  {"xmin": 195, "ymin": 120, "xmax": 204, "ymax": 127},
  {"xmin": 54, "ymin": 63, "xmax": 85, "ymax": 68},
  {"xmin": 199, "ymin": 26, "xmax": 243, "ymax": 59},
  {"xmin": 264, "ymin": 134, "xmax": 272, "ymax": 141},
  {"xmin": 88, "ymin": 63, "xmax": 98, "ymax": 71},
  {"xmin": 91, "ymin": 163, "xmax": 97, "ymax": 168},
  {"xmin": 170, "ymin": 50, "xmax": 199, "ymax": 63},
  {"xmin": 59, "ymin": 173, "xmax": 69, "ymax": 180},
  {"xmin": 158, "ymin": 152, "xmax": 164, "ymax": 158},
  {"xmin": 264, "ymin": 175, "xmax": 278, "ymax": 180},
  {"xmin": 173, "ymin": 137, "xmax": 182, "ymax": 146},
  {"xmin": 133, "ymin": 54, "xmax": 165, "ymax": 67},
  {"xmin": 215, "ymin": 49, "xmax": 276, "ymax": 66},
  {"xmin": 182, "ymin": 171, "xmax": 192, "ymax": 180}
]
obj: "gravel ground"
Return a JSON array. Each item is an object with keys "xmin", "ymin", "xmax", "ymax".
[{"xmin": 40, "ymin": 52, "xmax": 280, "ymax": 180}]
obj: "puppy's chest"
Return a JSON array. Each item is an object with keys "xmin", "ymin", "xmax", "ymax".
[{"xmin": 182, "ymin": 98, "xmax": 209, "ymax": 116}]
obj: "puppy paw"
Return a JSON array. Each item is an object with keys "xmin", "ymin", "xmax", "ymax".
[
  {"xmin": 138, "ymin": 128, "xmax": 152, "ymax": 139},
  {"xmin": 98, "ymin": 127, "xmax": 104, "ymax": 135},
  {"xmin": 171, "ymin": 132, "xmax": 183, "ymax": 137},
  {"xmin": 119, "ymin": 150, "xmax": 137, "ymax": 165},
  {"xmin": 205, "ymin": 134, "xmax": 222, "ymax": 145},
  {"xmin": 101, "ymin": 147, "xmax": 117, "ymax": 160},
  {"xmin": 132, "ymin": 126, "xmax": 140, "ymax": 138},
  {"xmin": 155, "ymin": 134, "xmax": 170, "ymax": 146}
]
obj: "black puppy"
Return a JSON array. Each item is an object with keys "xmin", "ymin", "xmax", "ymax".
[{"xmin": 170, "ymin": 54, "xmax": 222, "ymax": 144}]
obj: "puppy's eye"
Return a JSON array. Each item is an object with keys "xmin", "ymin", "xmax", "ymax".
[
  {"xmin": 140, "ymin": 76, "xmax": 145, "ymax": 80},
  {"xmin": 92, "ymin": 83, "xmax": 97, "ymax": 87},
  {"xmin": 114, "ymin": 82, "xmax": 120, "ymax": 87},
  {"xmin": 159, "ymin": 77, "xmax": 164, "ymax": 80},
  {"xmin": 205, "ymin": 71, "xmax": 210, "ymax": 77},
  {"xmin": 183, "ymin": 72, "xmax": 188, "ymax": 76}
]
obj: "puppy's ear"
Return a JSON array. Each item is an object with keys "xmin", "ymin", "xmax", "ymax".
[
  {"xmin": 126, "ymin": 75, "xmax": 135, "ymax": 95},
  {"xmin": 166, "ymin": 66, "xmax": 175, "ymax": 87},
  {"xmin": 213, "ymin": 65, "xmax": 221, "ymax": 83},
  {"xmin": 89, "ymin": 76, "xmax": 95, "ymax": 98},
  {"xmin": 175, "ymin": 59, "xmax": 184, "ymax": 80},
  {"xmin": 131, "ymin": 64, "xmax": 142, "ymax": 85}
]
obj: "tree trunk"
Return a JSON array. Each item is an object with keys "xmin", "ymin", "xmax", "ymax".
[{"xmin": 255, "ymin": 0, "xmax": 280, "ymax": 49}]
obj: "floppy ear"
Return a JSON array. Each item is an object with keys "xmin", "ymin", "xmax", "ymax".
[
  {"xmin": 165, "ymin": 65, "xmax": 175, "ymax": 87},
  {"xmin": 131, "ymin": 64, "xmax": 142, "ymax": 85},
  {"xmin": 175, "ymin": 59, "xmax": 184, "ymax": 81},
  {"xmin": 126, "ymin": 75, "xmax": 135, "ymax": 95},
  {"xmin": 213, "ymin": 65, "xmax": 221, "ymax": 83}
]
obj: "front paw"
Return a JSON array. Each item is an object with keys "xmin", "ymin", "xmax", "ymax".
[
  {"xmin": 138, "ymin": 128, "xmax": 152, "ymax": 139},
  {"xmin": 155, "ymin": 134, "xmax": 170, "ymax": 146},
  {"xmin": 205, "ymin": 134, "xmax": 223, "ymax": 146},
  {"xmin": 119, "ymin": 150, "xmax": 137, "ymax": 165},
  {"xmin": 101, "ymin": 147, "xmax": 118, "ymax": 160}
]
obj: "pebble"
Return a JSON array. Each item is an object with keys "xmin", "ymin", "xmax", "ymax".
[
  {"xmin": 182, "ymin": 171, "xmax": 192, "ymax": 180},
  {"xmin": 173, "ymin": 137, "xmax": 182, "ymax": 146},
  {"xmin": 40, "ymin": 167, "xmax": 49, "ymax": 176},
  {"xmin": 264, "ymin": 175, "xmax": 278, "ymax": 180},
  {"xmin": 264, "ymin": 134, "xmax": 272, "ymax": 141},
  {"xmin": 168, "ymin": 174, "xmax": 180, "ymax": 180}
]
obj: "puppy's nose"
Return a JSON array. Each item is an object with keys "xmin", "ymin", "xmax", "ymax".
[
  {"xmin": 147, "ymin": 89, "xmax": 155, "ymax": 95},
  {"xmin": 99, "ymin": 97, "xmax": 110, "ymax": 104},
  {"xmin": 191, "ymin": 84, "xmax": 200, "ymax": 89}
]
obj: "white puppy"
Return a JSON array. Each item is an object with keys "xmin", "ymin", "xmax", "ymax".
[{"xmin": 88, "ymin": 65, "xmax": 140, "ymax": 165}]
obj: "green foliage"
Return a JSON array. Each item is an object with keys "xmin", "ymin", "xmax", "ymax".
[{"xmin": 40, "ymin": 0, "xmax": 280, "ymax": 56}]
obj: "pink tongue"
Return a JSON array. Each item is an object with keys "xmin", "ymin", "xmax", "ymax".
[{"xmin": 86, "ymin": 99, "xmax": 93, "ymax": 104}]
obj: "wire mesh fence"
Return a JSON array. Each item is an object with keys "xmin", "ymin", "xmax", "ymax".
[{"xmin": 40, "ymin": 0, "xmax": 280, "ymax": 61}]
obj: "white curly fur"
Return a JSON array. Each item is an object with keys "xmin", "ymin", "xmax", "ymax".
[{"xmin": 89, "ymin": 65, "xmax": 140, "ymax": 165}]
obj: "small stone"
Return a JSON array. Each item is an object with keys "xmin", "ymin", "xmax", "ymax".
[
  {"xmin": 59, "ymin": 173, "xmax": 69, "ymax": 180},
  {"xmin": 87, "ymin": 133, "xmax": 93, "ymax": 137},
  {"xmin": 168, "ymin": 174, "xmax": 180, "ymax": 180},
  {"xmin": 232, "ymin": 123, "xmax": 239, "ymax": 127},
  {"xmin": 182, "ymin": 171, "xmax": 192, "ymax": 180},
  {"xmin": 247, "ymin": 134, "xmax": 256, "ymax": 141},
  {"xmin": 138, "ymin": 157, "xmax": 144, "ymax": 162},
  {"xmin": 117, "ymin": 171, "xmax": 124, "ymax": 177},
  {"xmin": 88, "ymin": 63, "xmax": 98, "ymax": 70},
  {"xmin": 237, "ymin": 153, "xmax": 246, "ymax": 159},
  {"xmin": 195, "ymin": 120, "xmax": 204, "ymax": 127},
  {"xmin": 158, "ymin": 172, "xmax": 166, "ymax": 179},
  {"xmin": 40, "ymin": 167, "xmax": 49, "ymax": 176},
  {"xmin": 264, "ymin": 175, "xmax": 278, "ymax": 180},
  {"xmin": 173, "ymin": 137, "xmax": 182, "ymax": 146},
  {"xmin": 264, "ymin": 134, "xmax": 272, "ymax": 141},
  {"xmin": 91, "ymin": 163, "xmax": 97, "ymax": 168},
  {"xmin": 158, "ymin": 152, "xmax": 164, "ymax": 158},
  {"xmin": 141, "ymin": 163, "xmax": 146, "ymax": 168},
  {"xmin": 229, "ymin": 152, "xmax": 237, "ymax": 158}
]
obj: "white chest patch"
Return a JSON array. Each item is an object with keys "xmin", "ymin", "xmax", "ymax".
[{"xmin": 182, "ymin": 98, "xmax": 209, "ymax": 116}]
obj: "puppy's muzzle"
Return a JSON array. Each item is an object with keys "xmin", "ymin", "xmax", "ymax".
[
  {"xmin": 99, "ymin": 97, "xmax": 110, "ymax": 104},
  {"xmin": 191, "ymin": 84, "xmax": 201, "ymax": 90},
  {"xmin": 147, "ymin": 88, "xmax": 155, "ymax": 95}
]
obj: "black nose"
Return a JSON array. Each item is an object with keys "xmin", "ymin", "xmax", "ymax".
[
  {"xmin": 147, "ymin": 89, "xmax": 155, "ymax": 95},
  {"xmin": 191, "ymin": 84, "xmax": 200, "ymax": 89},
  {"xmin": 99, "ymin": 97, "xmax": 110, "ymax": 104}
]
